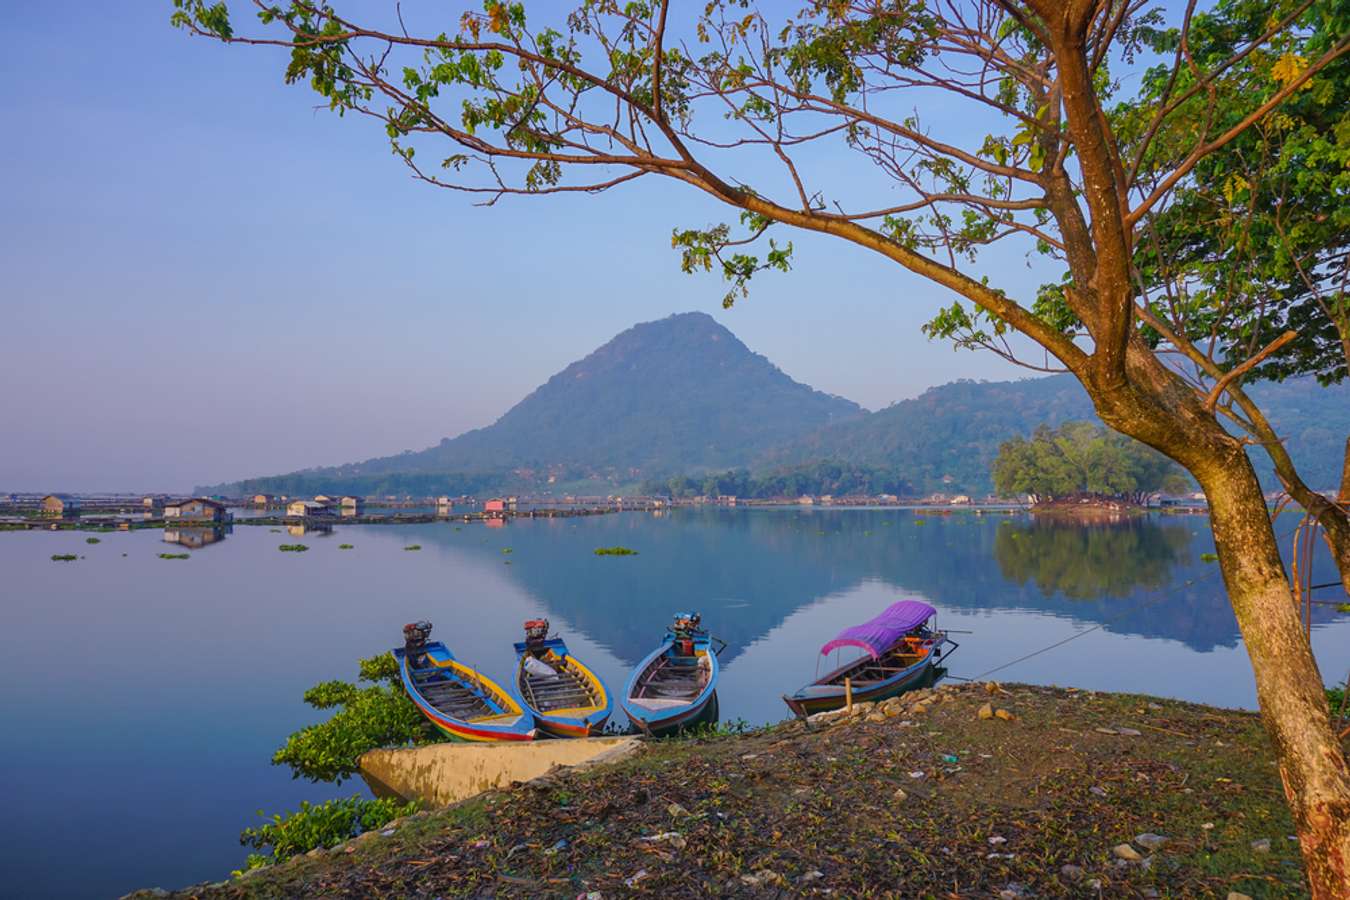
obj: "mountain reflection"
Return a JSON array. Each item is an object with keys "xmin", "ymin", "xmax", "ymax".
[{"xmin": 413, "ymin": 508, "xmax": 1279, "ymax": 662}]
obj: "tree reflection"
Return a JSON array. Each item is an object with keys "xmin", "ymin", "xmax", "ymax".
[{"xmin": 994, "ymin": 517, "xmax": 1192, "ymax": 599}]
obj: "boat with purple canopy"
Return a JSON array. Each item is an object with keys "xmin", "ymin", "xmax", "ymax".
[{"xmin": 782, "ymin": 599, "xmax": 953, "ymax": 718}]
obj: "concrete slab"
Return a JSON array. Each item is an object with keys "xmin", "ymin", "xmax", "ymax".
[{"xmin": 359, "ymin": 737, "xmax": 641, "ymax": 807}]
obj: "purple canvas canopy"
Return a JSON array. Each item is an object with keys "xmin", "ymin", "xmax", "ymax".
[{"xmin": 819, "ymin": 599, "xmax": 936, "ymax": 659}]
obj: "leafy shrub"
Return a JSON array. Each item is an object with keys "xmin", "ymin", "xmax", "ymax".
[
  {"xmin": 403, "ymin": 544, "xmax": 422, "ymax": 551},
  {"xmin": 594, "ymin": 546, "xmax": 638, "ymax": 556},
  {"xmin": 51, "ymin": 554, "xmax": 77, "ymax": 562},
  {"xmin": 238, "ymin": 795, "xmax": 418, "ymax": 872},
  {"xmin": 338, "ymin": 543, "xmax": 354, "ymax": 549},
  {"xmin": 85, "ymin": 537, "xmax": 101, "ymax": 544},
  {"xmin": 157, "ymin": 553, "xmax": 190, "ymax": 560},
  {"xmin": 271, "ymin": 653, "xmax": 434, "ymax": 784},
  {"xmin": 278, "ymin": 544, "xmax": 309, "ymax": 552}
]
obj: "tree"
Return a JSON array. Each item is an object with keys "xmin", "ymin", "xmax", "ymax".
[
  {"xmin": 1115, "ymin": 0, "xmax": 1350, "ymax": 595},
  {"xmin": 993, "ymin": 420, "xmax": 1188, "ymax": 502},
  {"xmin": 171, "ymin": 1, "xmax": 1350, "ymax": 889}
]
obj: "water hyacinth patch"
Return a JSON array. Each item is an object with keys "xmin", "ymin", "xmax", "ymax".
[
  {"xmin": 279, "ymin": 544, "xmax": 309, "ymax": 552},
  {"xmin": 594, "ymin": 546, "xmax": 638, "ymax": 556}
]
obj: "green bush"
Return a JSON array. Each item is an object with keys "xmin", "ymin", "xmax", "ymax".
[
  {"xmin": 338, "ymin": 543, "xmax": 354, "ymax": 549},
  {"xmin": 403, "ymin": 544, "xmax": 422, "ymax": 551},
  {"xmin": 51, "ymin": 554, "xmax": 77, "ymax": 562},
  {"xmin": 157, "ymin": 553, "xmax": 190, "ymax": 560},
  {"xmin": 85, "ymin": 537, "xmax": 101, "ymax": 544},
  {"xmin": 278, "ymin": 544, "xmax": 309, "ymax": 552},
  {"xmin": 594, "ymin": 546, "xmax": 638, "ymax": 556},
  {"xmin": 271, "ymin": 653, "xmax": 434, "ymax": 784},
  {"xmin": 238, "ymin": 795, "xmax": 418, "ymax": 872}
]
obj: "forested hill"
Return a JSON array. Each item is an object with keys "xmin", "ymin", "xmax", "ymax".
[
  {"xmin": 205, "ymin": 313, "xmax": 863, "ymax": 495},
  {"xmin": 762, "ymin": 373, "xmax": 1349, "ymax": 495}
]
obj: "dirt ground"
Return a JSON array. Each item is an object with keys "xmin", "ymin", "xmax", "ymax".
[{"xmin": 133, "ymin": 682, "xmax": 1317, "ymax": 898}]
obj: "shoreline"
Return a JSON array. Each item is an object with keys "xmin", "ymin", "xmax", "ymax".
[{"xmin": 125, "ymin": 683, "xmax": 1316, "ymax": 898}]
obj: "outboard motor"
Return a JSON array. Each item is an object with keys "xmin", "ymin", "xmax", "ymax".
[
  {"xmin": 403, "ymin": 620, "xmax": 433, "ymax": 667},
  {"xmin": 671, "ymin": 612, "xmax": 702, "ymax": 657},
  {"xmin": 523, "ymin": 618, "xmax": 550, "ymax": 651}
]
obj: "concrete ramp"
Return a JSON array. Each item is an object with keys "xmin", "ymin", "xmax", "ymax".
[{"xmin": 359, "ymin": 737, "xmax": 641, "ymax": 807}]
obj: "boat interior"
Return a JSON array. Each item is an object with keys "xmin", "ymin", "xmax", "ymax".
[
  {"xmin": 629, "ymin": 649, "xmax": 711, "ymax": 710},
  {"xmin": 412, "ymin": 665, "xmax": 516, "ymax": 723},
  {"xmin": 824, "ymin": 636, "xmax": 930, "ymax": 686},
  {"xmin": 518, "ymin": 651, "xmax": 601, "ymax": 714}
]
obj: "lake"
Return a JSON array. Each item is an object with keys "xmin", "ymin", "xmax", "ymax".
[{"xmin": 2, "ymin": 507, "xmax": 1347, "ymax": 897}]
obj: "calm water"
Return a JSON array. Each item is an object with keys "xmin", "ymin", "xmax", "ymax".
[{"xmin": 2, "ymin": 508, "xmax": 1347, "ymax": 897}]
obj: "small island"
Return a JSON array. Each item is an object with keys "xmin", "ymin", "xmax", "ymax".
[{"xmin": 993, "ymin": 421, "xmax": 1190, "ymax": 517}]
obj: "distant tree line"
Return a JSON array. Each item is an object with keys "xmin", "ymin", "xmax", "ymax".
[
  {"xmin": 992, "ymin": 422, "xmax": 1191, "ymax": 505},
  {"xmin": 642, "ymin": 462, "xmax": 916, "ymax": 500}
]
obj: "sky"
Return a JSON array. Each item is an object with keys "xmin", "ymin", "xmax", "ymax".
[{"xmin": 2, "ymin": 2, "xmax": 1073, "ymax": 493}]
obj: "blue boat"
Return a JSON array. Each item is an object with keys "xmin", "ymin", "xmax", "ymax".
[
  {"xmin": 394, "ymin": 622, "xmax": 536, "ymax": 742},
  {"xmin": 782, "ymin": 600, "xmax": 953, "ymax": 718},
  {"xmin": 512, "ymin": 619, "xmax": 612, "ymax": 738},
  {"xmin": 622, "ymin": 613, "xmax": 722, "ymax": 737}
]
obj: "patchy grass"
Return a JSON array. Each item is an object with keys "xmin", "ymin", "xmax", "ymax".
[
  {"xmin": 135, "ymin": 685, "xmax": 1317, "ymax": 899},
  {"xmin": 593, "ymin": 546, "xmax": 638, "ymax": 556},
  {"xmin": 50, "ymin": 554, "xmax": 77, "ymax": 562},
  {"xmin": 403, "ymin": 545, "xmax": 422, "ymax": 551},
  {"xmin": 278, "ymin": 545, "xmax": 309, "ymax": 553},
  {"xmin": 85, "ymin": 537, "xmax": 101, "ymax": 544},
  {"xmin": 157, "ymin": 553, "xmax": 190, "ymax": 560},
  {"xmin": 338, "ymin": 544, "xmax": 354, "ymax": 550}
]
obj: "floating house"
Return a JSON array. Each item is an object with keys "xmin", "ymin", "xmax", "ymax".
[
  {"xmin": 252, "ymin": 493, "xmax": 275, "ymax": 506},
  {"xmin": 340, "ymin": 495, "xmax": 365, "ymax": 512},
  {"xmin": 163, "ymin": 498, "xmax": 230, "ymax": 522},
  {"xmin": 483, "ymin": 498, "xmax": 507, "ymax": 513},
  {"xmin": 40, "ymin": 494, "xmax": 80, "ymax": 517},
  {"xmin": 287, "ymin": 499, "xmax": 335, "ymax": 518}
]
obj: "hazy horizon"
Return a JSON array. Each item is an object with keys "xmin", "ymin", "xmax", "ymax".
[{"xmin": 3, "ymin": 3, "xmax": 1068, "ymax": 493}]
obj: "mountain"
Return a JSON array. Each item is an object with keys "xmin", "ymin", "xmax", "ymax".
[
  {"xmin": 207, "ymin": 313, "xmax": 863, "ymax": 494},
  {"xmin": 761, "ymin": 373, "xmax": 1349, "ymax": 494},
  {"xmin": 202, "ymin": 314, "xmax": 1349, "ymax": 498}
]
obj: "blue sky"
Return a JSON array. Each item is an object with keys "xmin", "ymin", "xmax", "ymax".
[{"xmin": 2, "ymin": 2, "xmax": 1069, "ymax": 492}]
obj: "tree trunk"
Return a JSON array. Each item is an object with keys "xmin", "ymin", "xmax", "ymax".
[{"xmin": 1199, "ymin": 454, "xmax": 1350, "ymax": 897}]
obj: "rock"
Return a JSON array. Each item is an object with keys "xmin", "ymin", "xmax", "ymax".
[
  {"xmin": 380, "ymin": 828, "xmax": 396, "ymax": 837},
  {"xmin": 1095, "ymin": 727, "xmax": 1119, "ymax": 735},
  {"xmin": 866, "ymin": 712, "xmax": 886, "ymax": 723},
  {"xmin": 978, "ymin": 702, "xmax": 995, "ymax": 720},
  {"xmin": 995, "ymin": 708, "xmax": 1016, "ymax": 721},
  {"xmin": 1059, "ymin": 864, "xmax": 1084, "ymax": 881},
  {"xmin": 624, "ymin": 869, "xmax": 649, "ymax": 887},
  {"xmin": 1112, "ymin": 843, "xmax": 1143, "ymax": 861},
  {"xmin": 1201, "ymin": 822, "xmax": 1215, "ymax": 831},
  {"xmin": 1251, "ymin": 838, "xmax": 1271, "ymax": 853},
  {"xmin": 798, "ymin": 870, "xmax": 825, "ymax": 884},
  {"xmin": 1227, "ymin": 894, "xmax": 1253, "ymax": 900},
  {"xmin": 893, "ymin": 788, "xmax": 908, "ymax": 802},
  {"xmin": 667, "ymin": 802, "xmax": 690, "ymax": 817},
  {"xmin": 988, "ymin": 835, "xmax": 1007, "ymax": 845},
  {"xmin": 741, "ymin": 870, "xmax": 782, "ymax": 887},
  {"xmin": 1087, "ymin": 879, "xmax": 1103, "ymax": 891},
  {"xmin": 985, "ymin": 681, "xmax": 999, "ymax": 694},
  {"xmin": 883, "ymin": 705, "xmax": 902, "ymax": 718},
  {"xmin": 1089, "ymin": 785, "xmax": 1108, "ymax": 797},
  {"xmin": 999, "ymin": 884, "xmax": 1027, "ymax": 899},
  {"xmin": 911, "ymin": 703, "xmax": 929, "ymax": 715},
  {"xmin": 1117, "ymin": 727, "xmax": 1142, "ymax": 736},
  {"xmin": 305, "ymin": 847, "xmax": 324, "ymax": 858},
  {"xmin": 1135, "ymin": 833, "xmax": 1168, "ymax": 851}
]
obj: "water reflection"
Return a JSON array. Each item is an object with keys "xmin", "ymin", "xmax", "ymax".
[
  {"xmin": 994, "ymin": 517, "xmax": 1190, "ymax": 599},
  {"xmin": 162, "ymin": 525, "xmax": 231, "ymax": 549},
  {"xmin": 286, "ymin": 523, "xmax": 333, "ymax": 537}
]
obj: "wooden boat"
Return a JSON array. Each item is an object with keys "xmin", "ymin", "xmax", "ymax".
[
  {"xmin": 782, "ymin": 600, "xmax": 953, "ymax": 718},
  {"xmin": 513, "ymin": 619, "xmax": 612, "ymax": 738},
  {"xmin": 622, "ymin": 613, "xmax": 722, "ymax": 737},
  {"xmin": 394, "ymin": 621, "xmax": 535, "ymax": 742}
]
